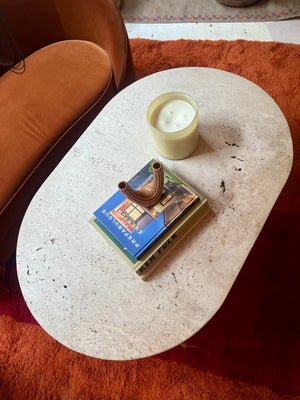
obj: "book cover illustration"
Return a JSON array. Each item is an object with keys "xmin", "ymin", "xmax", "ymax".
[
  {"xmin": 92, "ymin": 159, "xmax": 199, "ymax": 260},
  {"xmin": 90, "ymin": 196, "xmax": 209, "ymax": 279}
]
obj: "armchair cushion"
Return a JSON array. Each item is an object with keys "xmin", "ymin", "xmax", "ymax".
[
  {"xmin": 0, "ymin": 39, "xmax": 111, "ymax": 212},
  {"xmin": 0, "ymin": 40, "xmax": 113, "ymax": 260}
]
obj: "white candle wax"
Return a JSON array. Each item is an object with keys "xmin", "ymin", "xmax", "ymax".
[
  {"xmin": 156, "ymin": 99, "xmax": 196, "ymax": 133},
  {"xmin": 147, "ymin": 92, "xmax": 199, "ymax": 160}
]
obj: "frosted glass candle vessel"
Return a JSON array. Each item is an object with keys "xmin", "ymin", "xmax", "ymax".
[{"xmin": 147, "ymin": 92, "xmax": 199, "ymax": 160}]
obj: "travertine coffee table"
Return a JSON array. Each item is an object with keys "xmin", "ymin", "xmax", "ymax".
[{"xmin": 17, "ymin": 68, "xmax": 292, "ymax": 360}]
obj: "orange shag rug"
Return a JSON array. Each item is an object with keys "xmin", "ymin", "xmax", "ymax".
[{"xmin": 1, "ymin": 39, "xmax": 300, "ymax": 400}]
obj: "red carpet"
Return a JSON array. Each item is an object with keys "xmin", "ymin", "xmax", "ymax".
[{"xmin": 1, "ymin": 39, "xmax": 300, "ymax": 399}]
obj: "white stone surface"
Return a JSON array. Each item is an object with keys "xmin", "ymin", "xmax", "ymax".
[
  {"xmin": 126, "ymin": 19, "xmax": 300, "ymax": 44},
  {"xmin": 267, "ymin": 19, "xmax": 300, "ymax": 44},
  {"xmin": 17, "ymin": 68, "xmax": 292, "ymax": 360},
  {"xmin": 126, "ymin": 21, "xmax": 272, "ymax": 41}
]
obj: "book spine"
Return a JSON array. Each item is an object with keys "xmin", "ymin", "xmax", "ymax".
[
  {"xmin": 137, "ymin": 232, "xmax": 178, "ymax": 275},
  {"xmin": 136, "ymin": 206, "xmax": 209, "ymax": 280}
]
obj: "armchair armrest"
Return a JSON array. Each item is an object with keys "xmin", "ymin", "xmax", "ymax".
[
  {"xmin": 54, "ymin": 0, "xmax": 134, "ymax": 88},
  {"xmin": 0, "ymin": 0, "xmax": 135, "ymax": 87}
]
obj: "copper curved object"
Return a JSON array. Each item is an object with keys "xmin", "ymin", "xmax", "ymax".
[{"xmin": 118, "ymin": 161, "xmax": 164, "ymax": 207}]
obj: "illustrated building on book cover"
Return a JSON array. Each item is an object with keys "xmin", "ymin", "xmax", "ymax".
[{"xmin": 90, "ymin": 159, "xmax": 209, "ymax": 279}]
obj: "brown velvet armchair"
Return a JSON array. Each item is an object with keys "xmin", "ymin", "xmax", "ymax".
[{"xmin": 0, "ymin": 0, "xmax": 135, "ymax": 273}]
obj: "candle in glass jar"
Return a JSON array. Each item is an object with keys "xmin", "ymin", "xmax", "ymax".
[
  {"xmin": 156, "ymin": 99, "xmax": 196, "ymax": 133},
  {"xmin": 147, "ymin": 92, "xmax": 199, "ymax": 160}
]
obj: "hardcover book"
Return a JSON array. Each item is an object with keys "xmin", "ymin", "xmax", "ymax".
[{"xmin": 89, "ymin": 159, "xmax": 209, "ymax": 279}]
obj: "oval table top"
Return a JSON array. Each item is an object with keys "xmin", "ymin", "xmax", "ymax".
[{"xmin": 17, "ymin": 67, "xmax": 293, "ymax": 360}]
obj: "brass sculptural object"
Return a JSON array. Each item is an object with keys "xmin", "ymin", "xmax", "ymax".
[{"xmin": 118, "ymin": 161, "xmax": 164, "ymax": 207}]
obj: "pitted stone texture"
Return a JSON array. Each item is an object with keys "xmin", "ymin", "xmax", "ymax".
[{"xmin": 17, "ymin": 68, "xmax": 292, "ymax": 360}]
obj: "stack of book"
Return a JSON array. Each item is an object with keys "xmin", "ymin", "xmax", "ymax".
[{"xmin": 89, "ymin": 159, "xmax": 209, "ymax": 279}]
